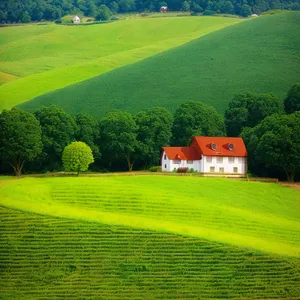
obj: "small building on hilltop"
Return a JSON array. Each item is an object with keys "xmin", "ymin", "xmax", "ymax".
[
  {"xmin": 73, "ymin": 15, "xmax": 80, "ymax": 24},
  {"xmin": 160, "ymin": 6, "xmax": 168, "ymax": 12},
  {"xmin": 161, "ymin": 136, "xmax": 247, "ymax": 174}
]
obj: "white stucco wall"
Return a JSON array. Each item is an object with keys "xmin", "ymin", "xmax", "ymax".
[
  {"xmin": 161, "ymin": 152, "xmax": 201, "ymax": 172},
  {"xmin": 202, "ymin": 156, "xmax": 247, "ymax": 174}
]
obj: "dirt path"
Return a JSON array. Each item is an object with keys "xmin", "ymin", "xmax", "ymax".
[{"xmin": 279, "ymin": 183, "xmax": 300, "ymax": 191}]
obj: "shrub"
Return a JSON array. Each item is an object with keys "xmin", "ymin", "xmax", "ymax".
[
  {"xmin": 55, "ymin": 19, "xmax": 62, "ymax": 24},
  {"xmin": 177, "ymin": 167, "xmax": 189, "ymax": 173},
  {"xmin": 203, "ymin": 10, "xmax": 216, "ymax": 15},
  {"xmin": 148, "ymin": 166, "xmax": 162, "ymax": 172},
  {"xmin": 172, "ymin": 168, "xmax": 177, "ymax": 173},
  {"xmin": 189, "ymin": 168, "xmax": 195, "ymax": 173}
]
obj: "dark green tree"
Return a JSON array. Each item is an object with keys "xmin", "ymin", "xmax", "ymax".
[
  {"xmin": 118, "ymin": 0, "xmax": 136, "ymax": 12},
  {"xmin": 172, "ymin": 100, "xmax": 225, "ymax": 146},
  {"xmin": 240, "ymin": 4, "xmax": 251, "ymax": 16},
  {"xmin": 225, "ymin": 92, "xmax": 283, "ymax": 137},
  {"xmin": 34, "ymin": 106, "xmax": 77, "ymax": 171},
  {"xmin": 21, "ymin": 11, "xmax": 31, "ymax": 23},
  {"xmin": 135, "ymin": 107, "xmax": 173, "ymax": 167},
  {"xmin": 284, "ymin": 83, "xmax": 300, "ymax": 114},
  {"xmin": 241, "ymin": 112, "xmax": 300, "ymax": 182},
  {"xmin": 95, "ymin": 5, "xmax": 112, "ymax": 20},
  {"xmin": 75, "ymin": 113, "xmax": 100, "ymax": 159},
  {"xmin": 99, "ymin": 110, "xmax": 138, "ymax": 171},
  {"xmin": 181, "ymin": 1, "xmax": 190, "ymax": 11},
  {"xmin": 0, "ymin": 109, "xmax": 43, "ymax": 176}
]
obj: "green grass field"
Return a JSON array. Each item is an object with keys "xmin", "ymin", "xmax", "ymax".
[
  {"xmin": 0, "ymin": 16, "xmax": 242, "ymax": 110},
  {"xmin": 19, "ymin": 12, "xmax": 300, "ymax": 116},
  {"xmin": 0, "ymin": 176, "xmax": 299, "ymax": 298}
]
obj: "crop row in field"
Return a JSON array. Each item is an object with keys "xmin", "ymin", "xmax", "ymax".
[{"xmin": 0, "ymin": 206, "xmax": 299, "ymax": 299}]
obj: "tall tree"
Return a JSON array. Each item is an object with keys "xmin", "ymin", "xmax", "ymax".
[
  {"xmin": 172, "ymin": 100, "xmax": 225, "ymax": 146},
  {"xmin": 225, "ymin": 92, "xmax": 283, "ymax": 137},
  {"xmin": 135, "ymin": 107, "xmax": 173, "ymax": 167},
  {"xmin": 0, "ymin": 109, "xmax": 43, "ymax": 176},
  {"xmin": 75, "ymin": 113, "xmax": 100, "ymax": 160},
  {"xmin": 241, "ymin": 112, "xmax": 300, "ymax": 182},
  {"xmin": 34, "ymin": 106, "xmax": 77, "ymax": 171},
  {"xmin": 284, "ymin": 83, "xmax": 300, "ymax": 114},
  {"xmin": 99, "ymin": 110, "xmax": 138, "ymax": 171}
]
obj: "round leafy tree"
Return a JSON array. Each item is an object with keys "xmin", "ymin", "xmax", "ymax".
[{"xmin": 62, "ymin": 142, "xmax": 94, "ymax": 173}]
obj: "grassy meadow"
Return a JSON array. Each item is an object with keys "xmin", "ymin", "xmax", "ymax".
[
  {"xmin": 19, "ymin": 12, "xmax": 300, "ymax": 116},
  {"xmin": 0, "ymin": 16, "xmax": 243, "ymax": 110},
  {"xmin": 0, "ymin": 176, "xmax": 299, "ymax": 298}
]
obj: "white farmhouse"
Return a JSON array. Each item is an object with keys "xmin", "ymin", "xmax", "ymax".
[
  {"xmin": 161, "ymin": 136, "xmax": 248, "ymax": 175},
  {"xmin": 73, "ymin": 15, "xmax": 80, "ymax": 24}
]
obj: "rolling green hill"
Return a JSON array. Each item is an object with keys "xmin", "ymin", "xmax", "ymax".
[
  {"xmin": 19, "ymin": 12, "xmax": 300, "ymax": 116},
  {"xmin": 0, "ymin": 176, "xmax": 299, "ymax": 299},
  {"xmin": 0, "ymin": 16, "xmax": 242, "ymax": 110}
]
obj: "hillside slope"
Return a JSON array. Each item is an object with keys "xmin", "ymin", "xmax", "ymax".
[
  {"xmin": 0, "ymin": 16, "xmax": 242, "ymax": 110},
  {"xmin": 19, "ymin": 12, "xmax": 300, "ymax": 116},
  {"xmin": 0, "ymin": 176, "xmax": 299, "ymax": 299}
]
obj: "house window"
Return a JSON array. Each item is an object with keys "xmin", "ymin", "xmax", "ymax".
[
  {"xmin": 238, "ymin": 157, "xmax": 243, "ymax": 163},
  {"xmin": 210, "ymin": 166, "xmax": 215, "ymax": 172},
  {"xmin": 164, "ymin": 154, "xmax": 166, "ymax": 160},
  {"xmin": 206, "ymin": 156, "xmax": 212, "ymax": 163},
  {"xmin": 233, "ymin": 167, "xmax": 238, "ymax": 173},
  {"xmin": 164, "ymin": 164, "xmax": 167, "ymax": 168},
  {"xmin": 228, "ymin": 157, "xmax": 235, "ymax": 163},
  {"xmin": 187, "ymin": 160, "xmax": 193, "ymax": 164},
  {"xmin": 173, "ymin": 160, "xmax": 181, "ymax": 164},
  {"xmin": 217, "ymin": 157, "xmax": 223, "ymax": 163},
  {"xmin": 219, "ymin": 167, "xmax": 224, "ymax": 173}
]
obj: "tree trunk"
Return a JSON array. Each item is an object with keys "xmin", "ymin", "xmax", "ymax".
[
  {"xmin": 126, "ymin": 156, "xmax": 135, "ymax": 172},
  {"xmin": 9, "ymin": 161, "xmax": 24, "ymax": 177},
  {"xmin": 284, "ymin": 167, "xmax": 295, "ymax": 182}
]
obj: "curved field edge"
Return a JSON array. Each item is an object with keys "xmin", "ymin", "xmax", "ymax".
[
  {"xmin": 0, "ymin": 17, "xmax": 243, "ymax": 111},
  {"xmin": 1, "ymin": 206, "xmax": 299, "ymax": 299},
  {"xmin": 0, "ymin": 176, "xmax": 299, "ymax": 257},
  {"xmin": 21, "ymin": 12, "xmax": 300, "ymax": 116}
]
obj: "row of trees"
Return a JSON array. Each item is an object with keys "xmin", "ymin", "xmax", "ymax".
[
  {"xmin": 1, "ymin": 0, "xmax": 300, "ymax": 23},
  {"xmin": 0, "ymin": 84, "xmax": 299, "ymax": 180}
]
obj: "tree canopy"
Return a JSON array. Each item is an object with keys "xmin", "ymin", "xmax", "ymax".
[
  {"xmin": 34, "ymin": 106, "xmax": 77, "ymax": 171},
  {"xmin": 62, "ymin": 142, "xmax": 94, "ymax": 173},
  {"xmin": 135, "ymin": 107, "xmax": 173, "ymax": 167},
  {"xmin": 284, "ymin": 83, "xmax": 300, "ymax": 114},
  {"xmin": 241, "ymin": 112, "xmax": 300, "ymax": 182},
  {"xmin": 225, "ymin": 92, "xmax": 283, "ymax": 137},
  {"xmin": 172, "ymin": 100, "xmax": 225, "ymax": 146},
  {"xmin": 99, "ymin": 110, "xmax": 138, "ymax": 171},
  {"xmin": 0, "ymin": 108, "xmax": 43, "ymax": 176}
]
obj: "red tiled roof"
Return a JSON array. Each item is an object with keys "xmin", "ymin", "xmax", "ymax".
[
  {"xmin": 191, "ymin": 136, "xmax": 247, "ymax": 157},
  {"xmin": 163, "ymin": 147, "xmax": 200, "ymax": 160}
]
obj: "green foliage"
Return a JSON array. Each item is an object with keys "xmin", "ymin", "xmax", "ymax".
[
  {"xmin": 34, "ymin": 106, "xmax": 77, "ymax": 171},
  {"xmin": 135, "ymin": 107, "xmax": 173, "ymax": 166},
  {"xmin": 21, "ymin": 13, "xmax": 300, "ymax": 117},
  {"xmin": 225, "ymin": 92, "xmax": 283, "ymax": 136},
  {"xmin": 181, "ymin": 1, "xmax": 190, "ymax": 11},
  {"xmin": 241, "ymin": 112, "xmax": 300, "ymax": 182},
  {"xmin": 148, "ymin": 166, "xmax": 162, "ymax": 172},
  {"xmin": 172, "ymin": 100, "xmax": 225, "ymax": 146},
  {"xmin": 75, "ymin": 113, "xmax": 100, "ymax": 159},
  {"xmin": 284, "ymin": 83, "xmax": 300, "ymax": 114},
  {"xmin": 99, "ymin": 110, "xmax": 138, "ymax": 171},
  {"xmin": 240, "ymin": 4, "xmax": 252, "ymax": 17},
  {"xmin": 95, "ymin": 5, "xmax": 112, "ymax": 21},
  {"xmin": 0, "ymin": 108, "xmax": 42, "ymax": 176},
  {"xmin": 62, "ymin": 142, "xmax": 94, "ymax": 173}
]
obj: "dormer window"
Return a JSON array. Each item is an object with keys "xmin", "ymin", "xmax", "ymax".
[
  {"xmin": 211, "ymin": 143, "xmax": 217, "ymax": 150},
  {"xmin": 228, "ymin": 143, "xmax": 234, "ymax": 151}
]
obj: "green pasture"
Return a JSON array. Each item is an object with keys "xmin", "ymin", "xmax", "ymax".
[
  {"xmin": 0, "ymin": 176, "xmax": 299, "ymax": 299},
  {"xmin": 0, "ymin": 176, "xmax": 299, "ymax": 256},
  {"xmin": 0, "ymin": 16, "xmax": 242, "ymax": 110},
  {"xmin": 21, "ymin": 12, "xmax": 300, "ymax": 116}
]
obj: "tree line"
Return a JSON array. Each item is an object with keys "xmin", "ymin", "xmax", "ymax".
[
  {"xmin": 1, "ymin": 0, "xmax": 300, "ymax": 23},
  {"xmin": 0, "ymin": 83, "xmax": 299, "ymax": 181}
]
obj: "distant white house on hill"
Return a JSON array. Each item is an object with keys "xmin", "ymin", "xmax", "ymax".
[
  {"xmin": 73, "ymin": 15, "xmax": 80, "ymax": 24},
  {"xmin": 251, "ymin": 14, "xmax": 259, "ymax": 17},
  {"xmin": 161, "ymin": 136, "xmax": 248, "ymax": 175}
]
